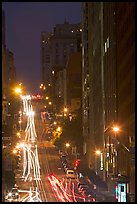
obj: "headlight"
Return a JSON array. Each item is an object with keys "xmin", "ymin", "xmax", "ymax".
[{"xmin": 8, "ymin": 192, "xmax": 12, "ymax": 197}]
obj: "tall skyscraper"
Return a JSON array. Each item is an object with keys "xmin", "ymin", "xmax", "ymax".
[
  {"xmin": 82, "ymin": 2, "xmax": 135, "ymax": 195},
  {"xmin": 41, "ymin": 21, "xmax": 82, "ymax": 112},
  {"xmin": 41, "ymin": 21, "xmax": 81, "ymax": 86}
]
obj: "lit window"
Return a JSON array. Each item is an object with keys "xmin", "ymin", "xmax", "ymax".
[
  {"xmin": 104, "ymin": 42, "xmax": 107, "ymax": 53},
  {"xmin": 107, "ymin": 37, "xmax": 109, "ymax": 49}
]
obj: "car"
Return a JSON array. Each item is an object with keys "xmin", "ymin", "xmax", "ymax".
[
  {"xmin": 65, "ymin": 167, "xmax": 73, "ymax": 173},
  {"xmin": 86, "ymin": 195, "xmax": 96, "ymax": 202},
  {"xmin": 77, "ymin": 182, "xmax": 86, "ymax": 188},
  {"xmin": 79, "ymin": 185, "xmax": 89, "ymax": 192},
  {"xmin": 66, "ymin": 169, "xmax": 76, "ymax": 179},
  {"xmin": 58, "ymin": 150, "xmax": 63, "ymax": 155},
  {"xmin": 60, "ymin": 155, "xmax": 67, "ymax": 160}
]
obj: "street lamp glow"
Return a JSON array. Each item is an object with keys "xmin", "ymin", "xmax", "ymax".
[
  {"xmin": 16, "ymin": 144, "xmax": 20, "ymax": 149},
  {"xmin": 64, "ymin": 107, "xmax": 68, "ymax": 113},
  {"xmin": 95, "ymin": 150, "xmax": 101, "ymax": 155},
  {"xmin": 8, "ymin": 192, "xmax": 12, "ymax": 197},
  {"xmin": 15, "ymin": 87, "xmax": 22, "ymax": 94},
  {"xmin": 57, "ymin": 126, "xmax": 61, "ymax": 132},
  {"xmin": 53, "ymin": 121, "xmax": 57, "ymax": 125},
  {"xmin": 13, "ymin": 149, "xmax": 17, "ymax": 154},
  {"xmin": 16, "ymin": 132, "xmax": 20, "ymax": 136},
  {"xmin": 46, "ymin": 96, "xmax": 49, "ymax": 100},
  {"xmin": 65, "ymin": 143, "xmax": 70, "ymax": 148},
  {"xmin": 113, "ymin": 126, "xmax": 120, "ymax": 132},
  {"xmin": 49, "ymin": 101, "xmax": 52, "ymax": 105}
]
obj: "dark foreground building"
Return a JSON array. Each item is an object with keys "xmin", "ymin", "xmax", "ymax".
[{"xmin": 81, "ymin": 2, "xmax": 135, "ymax": 199}]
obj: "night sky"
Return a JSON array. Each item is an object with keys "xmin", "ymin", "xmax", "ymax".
[{"xmin": 2, "ymin": 2, "xmax": 82, "ymax": 94}]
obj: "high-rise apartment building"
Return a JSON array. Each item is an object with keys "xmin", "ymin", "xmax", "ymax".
[
  {"xmin": 82, "ymin": 2, "xmax": 135, "ymax": 196},
  {"xmin": 41, "ymin": 32, "xmax": 52, "ymax": 84},
  {"xmin": 66, "ymin": 52, "xmax": 82, "ymax": 113},
  {"xmin": 41, "ymin": 21, "xmax": 82, "ymax": 112},
  {"xmin": 41, "ymin": 21, "xmax": 81, "ymax": 86},
  {"xmin": 6, "ymin": 49, "xmax": 16, "ymax": 90},
  {"xmin": 115, "ymin": 2, "xmax": 135, "ymax": 194},
  {"xmin": 82, "ymin": 2, "xmax": 106, "ymax": 171}
]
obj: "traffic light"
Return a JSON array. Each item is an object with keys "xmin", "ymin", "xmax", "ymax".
[{"xmin": 74, "ymin": 159, "xmax": 80, "ymax": 167}]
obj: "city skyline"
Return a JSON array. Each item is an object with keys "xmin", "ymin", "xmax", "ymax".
[{"xmin": 2, "ymin": 2, "xmax": 82, "ymax": 93}]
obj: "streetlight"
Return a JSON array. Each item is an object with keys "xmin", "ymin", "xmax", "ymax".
[
  {"xmin": 15, "ymin": 87, "xmax": 22, "ymax": 95},
  {"xmin": 95, "ymin": 150, "xmax": 101, "ymax": 155},
  {"xmin": 95, "ymin": 149, "xmax": 102, "ymax": 174},
  {"xmin": 16, "ymin": 132, "xmax": 20, "ymax": 137},
  {"xmin": 65, "ymin": 143, "xmax": 70, "ymax": 148},
  {"xmin": 111, "ymin": 125, "xmax": 120, "ymax": 176},
  {"xmin": 18, "ymin": 120, "xmax": 22, "ymax": 131},
  {"xmin": 65, "ymin": 143, "xmax": 71, "ymax": 156},
  {"xmin": 64, "ymin": 107, "xmax": 68, "ymax": 113},
  {"xmin": 13, "ymin": 149, "xmax": 17, "ymax": 154},
  {"xmin": 57, "ymin": 126, "xmax": 61, "ymax": 132},
  {"xmin": 113, "ymin": 126, "xmax": 120, "ymax": 133}
]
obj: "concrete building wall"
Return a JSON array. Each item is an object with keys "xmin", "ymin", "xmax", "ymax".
[
  {"xmin": 6, "ymin": 49, "xmax": 16, "ymax": 90},
  {"xmin": 41, "ymin": 22, "xmax": 81, "ymax": 87},
  {"xmin": 66, "ymin": 52, "xmax": 82, "ymax": 113},
  {"xmin": 41, "ymin": 32, "xmax": 52, "ymax": 84},
  {"xmin": 82, "ymin": 1, "xmax": 135, "ymax": 195},
  {"xmin": 115, "ymin": 2, "xmax": 135, "ymax": 194}
]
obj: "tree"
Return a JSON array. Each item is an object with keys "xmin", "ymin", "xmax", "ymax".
[{"xmin": 54, "ymin": 108, "xmax": 84, "ymax": 153}]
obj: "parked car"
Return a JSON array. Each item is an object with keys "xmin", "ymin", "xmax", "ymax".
[
  {"xmin": 78, "ymin": 185, "xmax": 89, "ymax": 192},
  {"xmin": 77, "ymin": 182, "xmax": 86, "ymax": 188},
  {"xmin": 85, "ymin": 195, "xmax": 96, "ymax": 202},
  {"xmin": 60, "ymin": 155, "xmax": 67, "ymax": 160}
]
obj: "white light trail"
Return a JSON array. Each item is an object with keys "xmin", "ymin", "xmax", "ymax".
[{"xmin": 21, "ymin": 187, "xmax": 42, "ymax": 202}]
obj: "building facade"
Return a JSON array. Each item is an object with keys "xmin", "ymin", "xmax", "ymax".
[
  {"xmin": 41, "ymin": 32, "xmax": 52, "ymax": 85},
  {"xmin": 41, "ymin": 21, "xmax": 82, "ymax": 112},
  {"xmin": 41, "ymin": 21, "xmax": 81, "ymax": 85},
  {"xmin": 115, "ymin": 2, "xmax": 135, "ymax": 194},
  {"xmin": 82, "ymin": 2, "xmax": 135, "ymax": 195},
  {"xmin": 66, "ymin": 52, "xmax": 82, "ymax": 113}
]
